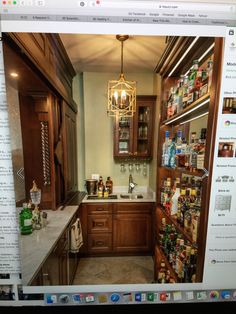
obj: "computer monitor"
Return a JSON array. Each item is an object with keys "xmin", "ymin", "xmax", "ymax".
[{"xmin": 0, "ymin": 0, "xmax": 236, "ymax": 311}]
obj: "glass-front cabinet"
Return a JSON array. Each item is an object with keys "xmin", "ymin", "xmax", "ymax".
[{"xmin": 114, "ymin": 95, "xmax": 156, "ymax": 159}]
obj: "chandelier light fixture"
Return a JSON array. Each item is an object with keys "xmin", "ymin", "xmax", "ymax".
[{"xmin": 107, "ymin": 35, "xmax": 136, "ymax": 117}]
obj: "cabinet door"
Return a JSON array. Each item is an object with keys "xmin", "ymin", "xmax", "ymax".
[
  {"xmin": 63, "ymin": 102, "xmax": 78, "ymax": 199},
  {"xmin": 133, "ymin": 97, "xmax": 155, "ymax": 158},
  {"xmin": 113, "ymin": 212, "xmax": 152, "ymax": 253},
  {"xmin": 114, "ymin": 115, "xmax": 134, "ymax": 157},
  {"xmin": 113, "ymin": 203, "xmax": 153, "ymax": 253},
  {"xmin": 113, "ymin": 95, "xmax": 156, "ymax": 159},
  {"xmin": 41, "ymin": 246, "xmax": 60, "ymax": 286}
]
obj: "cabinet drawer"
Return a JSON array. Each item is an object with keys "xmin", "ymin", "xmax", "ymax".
[
  {"xmin": 113, "ymin": 203, "xmax": 153, "ymax": 214},
  {"xmin": 88, "ymin": 234, "xmax": 112, "ymax": 253},
  {"xmin": 87, "ymin": 203, "xmax": 112, "ymax": 214},
  {"xmin": 88, "ymin": 215, "xmax": 112, "ymax": 233}
]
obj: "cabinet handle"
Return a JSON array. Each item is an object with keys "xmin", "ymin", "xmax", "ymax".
[
  {"xmin": 96, "ymin": 223, "xmax": 104, "ymax": 227},
  {"xmin": 96, "ymin": 208, "xmax": 104, "ymax": 211},
  {"xmin": 95, "ymin": 241, "xmax": 104, "ymax": 246},
  {"xmin": 43, "ymin": 273, "xmax": 49, "ymax": 277}
]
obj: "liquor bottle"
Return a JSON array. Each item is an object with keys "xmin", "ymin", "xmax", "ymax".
[
  {"xmin": 98, "ymin": 176, "xmax": 104, "ymax": 197},
  {"xmin": 175, "ymin": 130, "xmax": 183, "ymax": 155},
  {"xmin": 206, "ymin": 59, "xmax": 213, "ymax": 93},
  {"xmin": 180, "ymin": 189, "xmax": 190, "ymax": 228},
  {"xmin": 158, "ymin": 260, "xmax": 166, "ymax": 283},
  {"xmin": 163, "ymin": 177, "xmax": 172, "ymax": 209},
  {"xmin": 182, "ymin": 75, "xmax": 189, "ymax": 108},
  {"xmin": 20, "ymin": 203, "xmax": 33, "ymax": 235},
  {"xmin": 171, "ymin": 183, "xmax": 180, "ymax": 216},
  {"xmin": 177, "ymin": 75, "xmax": 184, "ymax": 112},
  {"xmin": 168, "ymin": 138, "xmax": 176, "ymax": 168},
  {"xmin": 105, "ymin": 176, "xmax": 113, "ymax": 194},
  {"xmin": 177, "ymin": 186, "xmax": 186, "ymax": 225},
  {"xmin": 188, "ymin": 60, "xmax": 199, "ymax": 105},
  {"xmin": 162, "ymin": 131, "xmax": 171, "ymax": 167}
]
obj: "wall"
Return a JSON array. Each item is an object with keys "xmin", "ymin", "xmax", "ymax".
[{"xmin": 83, "ymin": 71, "xmax": 156, "ymax": 189}]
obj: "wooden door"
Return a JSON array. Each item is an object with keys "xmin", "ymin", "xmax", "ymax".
[
  {"xmin": 113, "ymin": 203, "xmax": 152, "ymax": 253},
  {"xmin": 63, "ymin": 101, "xmax": 78, "ymax": 200},
  {"xmin": 133, "ymin": 96, "xmax": 156, "ymax": 158}
]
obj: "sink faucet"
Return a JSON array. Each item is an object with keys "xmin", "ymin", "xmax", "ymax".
[{"xmin": 128, "ymin": 174, "xmax": 137, "ymax": 193}]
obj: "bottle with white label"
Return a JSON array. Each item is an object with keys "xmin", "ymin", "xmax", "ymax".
[
  {"xmin": 20, "ymin": 203, "xmax": 33, "ymax": 235},
  {"xmin": 171, "ymin": 183, "xmax": 180, "ymax": 216}
]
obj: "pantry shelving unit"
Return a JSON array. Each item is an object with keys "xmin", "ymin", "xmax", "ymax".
[{"xmin": 154, "ymin": 36, "xmax": 224, "ymax": 283}]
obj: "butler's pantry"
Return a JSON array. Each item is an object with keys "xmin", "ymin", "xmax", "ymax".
[{"xmin": 3, "ymin": 31, "xmax": 218, "ymax": 285}]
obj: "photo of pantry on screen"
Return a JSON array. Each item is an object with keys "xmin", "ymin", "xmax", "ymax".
[
  {"xmin": 0, "ymin": 0, "xmax": 236, "ymax": 305},
  {"xmin": 2, "ymin": 31, "xmax": 223, "ymax": 288}
]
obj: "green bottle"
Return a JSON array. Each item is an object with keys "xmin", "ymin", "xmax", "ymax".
[{"xmin": 20, "ymin": 203, "xmax": 33, "ymax": 235}]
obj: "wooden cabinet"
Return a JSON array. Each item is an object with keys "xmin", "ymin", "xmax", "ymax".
[
  {"xmin": 81, "ymin": 202, "xmax": 154, "ymax": 255},
  {"xmin": 30, "ymin": 211, "xmax": 80, "ymax": 286},
  {"xmin": 86, "ymin": 203, "xmax": 113, "ymax": 253},
  {"xmin": 154, "ymin": 37, "xmax": 223, "ymax": 283},
  {"xmin": 3, "ymin": 33, "xmax": 78, "ymax": 209},
  {"xmin": 5, "ymin": 33, "xmax": 76, "ymax": 109},
  {"xmin": 63, "ymin": 102, "xmax": 78, "ymax": 201},
  {"xmin": 114, "ymin": 95, "xmax": 156, "ymax": 159},
  {"xmin": 113, "ymin": 203, "xmax": 153, "ymax": 253},
  {"xmin": 30, "ymin": 228, "xmax": 68, "ymax": 286}
]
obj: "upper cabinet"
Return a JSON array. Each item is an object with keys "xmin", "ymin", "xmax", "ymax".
[
  {"xmin": 114, "ymin": 95, "xmax": 156, "ymax": 159},
  {"xmin": 3, "ymin": 33, "xmax": 78, "ymax": 209}
]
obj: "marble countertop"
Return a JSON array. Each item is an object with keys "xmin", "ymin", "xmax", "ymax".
[
  {"xmin": 19, "ymin": 205, "xmax": 78, "ymax": 286},
  {"xmin": 82, "ymin": 186, "xmax": 156, "ymax": 203}
]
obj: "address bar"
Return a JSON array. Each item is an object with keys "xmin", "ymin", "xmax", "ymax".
[{"xmin": 89, "ymin": 1, "xmax": 236, "ymax": 13}]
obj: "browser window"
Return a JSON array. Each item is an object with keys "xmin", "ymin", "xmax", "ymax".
[{"xmin": 0, "ymin": 0, "xmax": 236, "ymax": 309}]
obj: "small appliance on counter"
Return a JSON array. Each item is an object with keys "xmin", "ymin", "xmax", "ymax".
[{"xmin": 85, "ymin": 179, "xmax": 98, "ymax": 195}]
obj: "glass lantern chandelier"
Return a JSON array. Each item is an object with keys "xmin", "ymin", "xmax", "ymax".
[{"xmin": 107, "ymin": 35, "xmax": 136, "ymax": 117}]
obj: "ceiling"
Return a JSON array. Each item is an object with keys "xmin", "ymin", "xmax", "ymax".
[{"xmin": 59, "ymin": 34, "xmax": 167, "ymax": 74}]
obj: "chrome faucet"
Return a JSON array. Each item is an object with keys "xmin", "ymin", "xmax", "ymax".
[{"xmin": 128, "ymin": 174, "xmax": 137, "ymax": 193}]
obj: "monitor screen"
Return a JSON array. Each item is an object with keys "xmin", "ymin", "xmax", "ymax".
[{"xmin": 0, "ymin": 0, "xmax": 236, "ymax": 310}]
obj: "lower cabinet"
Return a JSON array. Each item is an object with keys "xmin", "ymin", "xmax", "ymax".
[
  {"xmin": 87, "ymin": 203, "xmax": 113, "ymax": 253},
  {"xmin": 81, "ymin": 202, "xmax": 154, "ymax": 255},
  {"xmin": 30, "ymin": 212, "xmax": 79, "ymax": 286},
  {"xmin": 113, "ymin": 203, "xmax": 152, "ymax": 253}
]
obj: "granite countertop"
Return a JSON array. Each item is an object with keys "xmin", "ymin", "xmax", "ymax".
[
  {"xmin": 19, "ymin": 205, "xmax": 78, "ymax": 286},
  {"xmin": 82, "ymin": 186, "xmax": 156, "ymax": 203}
]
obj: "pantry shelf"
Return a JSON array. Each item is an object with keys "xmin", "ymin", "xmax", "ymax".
[{"xmin": 161, "ymin": 93, "xmax": 210, "ymax": 126}]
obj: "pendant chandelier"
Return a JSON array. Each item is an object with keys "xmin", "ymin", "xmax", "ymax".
[{"xmin": 107, "ymin": 35, "xmax": 136, "ymax": 117}]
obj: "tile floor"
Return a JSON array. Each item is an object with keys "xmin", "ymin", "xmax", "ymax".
[{"xmin": 72, "ymin": 255, "xmax": 154, "ymax": 285}]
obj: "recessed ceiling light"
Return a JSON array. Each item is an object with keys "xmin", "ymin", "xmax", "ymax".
[{"xmin": 10, "ymin": 72, "xmax": 18, "ymax": 78}]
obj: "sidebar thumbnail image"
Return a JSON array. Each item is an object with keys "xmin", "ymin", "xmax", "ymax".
[
  {"xmin": 222, "ymin": 97, "xmax": 236, "ymax": 114},
  {"xmin": 218, "ymin": 142, "xmax": 234, "ymax": 157},
  {"xmin": 0, "ymin": 285, "xmax": 15, "ymax": 301}
]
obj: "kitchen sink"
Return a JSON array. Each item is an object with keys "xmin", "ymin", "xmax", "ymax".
[
  {"xmin": 87, "ymin": 194, "xmax": 118, "ymax": 200},
  {"xmin": 119, "ymin": 194, "xmax": 144, "ymax": 199}
]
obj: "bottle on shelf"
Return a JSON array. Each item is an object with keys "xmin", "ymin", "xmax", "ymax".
[
  {"xmin": 168, "ymin": 138, "xmax": 176, "ymax": 168},
  {"xmin": 206, "ymin": 59, "xmax": 213, "ymax": 93},
  {"xmin": 171, "ymin": 183, "xmax": 181, "ymax": 216},
  {"xmin": 162, "ymin": 131, "xmax": 171, "ymax": 167},
  {"xmin": 177, "ymin": 185, "xmax": 186, "ymax": 225},
  {"xmin": 158, "ymin": 259, "xmax": 167, "ymax": 283},
  {"xmin": 19, "ymin": 203, "xmax": 33, "ymax": 235}
]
